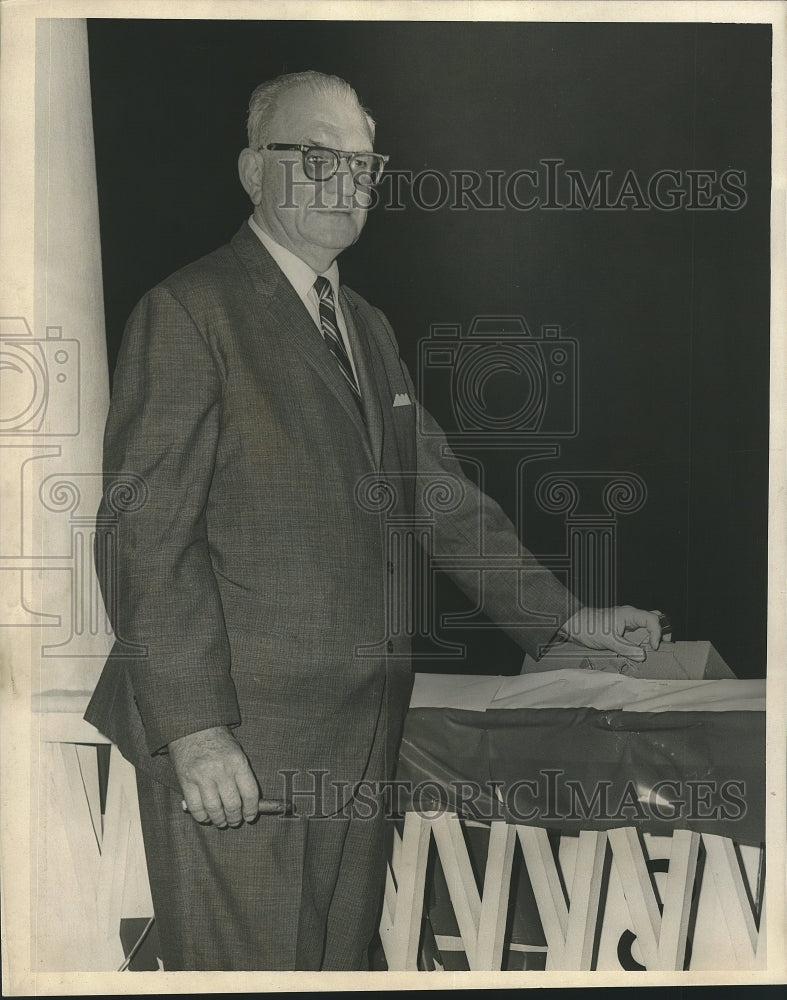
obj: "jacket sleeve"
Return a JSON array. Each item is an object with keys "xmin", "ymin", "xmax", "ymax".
[
  {"xmin": 375, "ymin": 307, "xmax": 583, "ymax": 660},
  {"xmin": 98, "ymin": 284, "xmax": 239, "ymax": 754}
]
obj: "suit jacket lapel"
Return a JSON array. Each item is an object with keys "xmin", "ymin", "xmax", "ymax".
[
  {"xmin": 340, "ymin": 289, "xmax": 384, "ymax": 471},
  {"xmin": 230, "ymin": 223, "xmax": 374, "ymax": 465},
  {"xmin": 342, "ymin": 288, "xmax": 417, "ymax": 517}
]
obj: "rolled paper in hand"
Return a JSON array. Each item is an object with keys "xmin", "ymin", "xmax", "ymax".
[{"xmin": 181, "ymin": 798, "xmax": 293, "ymax": 816}]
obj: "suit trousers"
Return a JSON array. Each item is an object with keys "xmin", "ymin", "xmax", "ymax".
[{"xmin": 135, "ymin": 749, "xmax": 393, "ymax": 970}]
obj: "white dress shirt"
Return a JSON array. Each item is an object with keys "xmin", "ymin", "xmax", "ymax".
[{"xmin": 248, "ymin": 215, "xmax": 360, "ymax": 384}]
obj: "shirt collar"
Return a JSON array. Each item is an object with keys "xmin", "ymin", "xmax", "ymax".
[{"xmin": 248, "ymin": 215, "xmax": 340, "ymax": 301}]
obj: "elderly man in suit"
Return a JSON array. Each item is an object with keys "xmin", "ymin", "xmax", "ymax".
[{"xmin": 85, "ymin": 70, "xmax": 662, "ymax": 971}]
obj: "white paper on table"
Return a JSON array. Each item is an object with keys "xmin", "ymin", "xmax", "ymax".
[
  {"xmin": 409, "ymin": 669, "xmax": 765, "ymax": 713},
  {"xmin": 407, "ymin": 674, "xmax": 504, "ymax": 711},
  {"xmin": 490, "ymin": 669, "xmax": 765, "ymax": 712}
]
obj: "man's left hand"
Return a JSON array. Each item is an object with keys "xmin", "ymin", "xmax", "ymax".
[{"xmin": 561, "ymin": 606, "xmax": 662, "ymax": 662}]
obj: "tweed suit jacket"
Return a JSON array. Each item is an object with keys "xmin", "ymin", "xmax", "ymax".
[{"xmin": 85, "ymin": 221, "xmax": 580, "ymax": 801}]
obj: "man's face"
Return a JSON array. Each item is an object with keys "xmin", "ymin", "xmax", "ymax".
[{"xmin": 253, "ymin": 86, "xmax": 373, "ymax": 265}]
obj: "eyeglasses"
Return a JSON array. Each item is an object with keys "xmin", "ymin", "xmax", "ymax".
[{"xmin": 261, "ymin": 143, "xmax": 389, "ymax": 186}]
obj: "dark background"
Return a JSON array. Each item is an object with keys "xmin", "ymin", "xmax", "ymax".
[{"xmin": 87, "ymin": 19, "xmax": 771, "ymax": 679}]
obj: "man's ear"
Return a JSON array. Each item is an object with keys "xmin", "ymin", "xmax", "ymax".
[{"xmin": 238, "ymin": 148, "xmax": 263, "ymax": 205}]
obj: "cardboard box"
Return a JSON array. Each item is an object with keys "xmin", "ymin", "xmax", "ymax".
[{"xmin": 521, "ymin": 638, "xmax": 736, "ymax": 680}]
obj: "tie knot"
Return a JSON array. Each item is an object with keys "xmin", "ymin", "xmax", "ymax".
[{"xmin": 314, "ymin": 275, "xmax": 333, "ymax": 302}]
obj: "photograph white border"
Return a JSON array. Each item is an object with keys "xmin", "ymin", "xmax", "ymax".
[{"xmin": 1, "ymin": 0, "xmax": 784, "ymax": 993}]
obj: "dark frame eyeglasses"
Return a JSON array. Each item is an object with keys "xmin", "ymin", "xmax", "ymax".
[{"xmin": 261, "ymin": 143, "xmax": 389, "ymax": 185}]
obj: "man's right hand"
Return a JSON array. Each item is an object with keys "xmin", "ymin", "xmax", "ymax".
[{"xmin": 168, "ymin": 725, "xmax": 260, "ymax": 827}]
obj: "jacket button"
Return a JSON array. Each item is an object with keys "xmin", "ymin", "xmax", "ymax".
[{"xmin": 386, "ymin": 640, "xmax": 394, "ymax": 653}]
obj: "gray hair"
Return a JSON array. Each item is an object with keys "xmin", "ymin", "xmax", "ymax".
[{"xmin": 246, "ymin": 71, "xmax": 376, "ymax": 150}]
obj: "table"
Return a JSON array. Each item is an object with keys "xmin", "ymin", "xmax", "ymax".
[{"xmin": 380, "ymin": 669, "xmax": 766, "ymax": 971}]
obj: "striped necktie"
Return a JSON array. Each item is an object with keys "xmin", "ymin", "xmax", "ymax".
[{"xmin": 314, "ymin": 276, "xmax": 362, "ymax": 403}]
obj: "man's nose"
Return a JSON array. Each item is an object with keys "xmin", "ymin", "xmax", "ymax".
[{"xmin": 323, "ymin": 158, "xmax": 358, "ymax": 207}]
